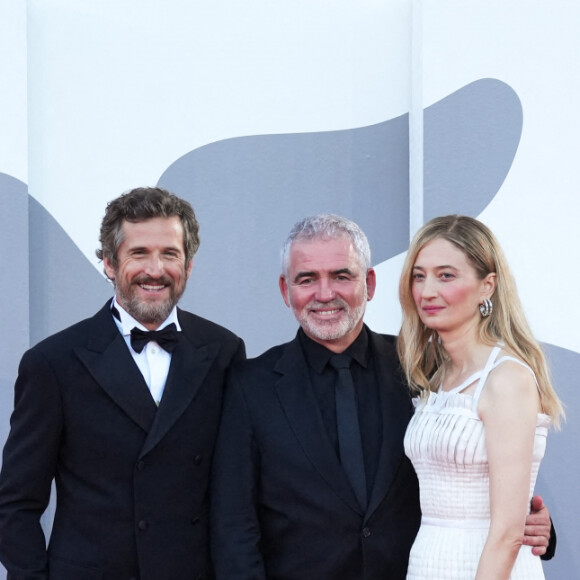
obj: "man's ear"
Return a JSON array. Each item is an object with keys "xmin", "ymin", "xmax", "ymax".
[
  {"xmin": 279, "ymin": 275, "xmax": 291, "ymax": 307},
  {"xmin": 103, "ymin": 257, "xmax": 116, "ymax": 281},
  {"xmin": 186, "ymin": 259, "xmax": 194, "ymax": 279},
  {"xmin": 366, "ymin": 268, "xmax": 377, "ymax": 301}
]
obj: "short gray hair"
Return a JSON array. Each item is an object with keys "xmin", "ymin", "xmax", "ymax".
[{"xmin": 280, "ymin": 214, "xmax": 371, "ymax": 275}]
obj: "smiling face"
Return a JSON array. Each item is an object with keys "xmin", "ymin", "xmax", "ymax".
[
  {"xmin": 104, "ymin": 216, "xmax": 192, "ymax": 330},
  {"xmin": 279, "ymin": 236, "xmax": 376, "ymax": 353},
  {"xmin": 411, "ymin": 237, "xmax": 495, "ymax": 335}
]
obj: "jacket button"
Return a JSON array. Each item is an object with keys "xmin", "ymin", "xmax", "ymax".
[
  {"xmin": 193, "ymin": 454, "xmax": 203, "ymax": 465},
  {"xmin": 138, "ymin": 520, "xmax": 148, "ymax": 530},
  {"xmin": 191, "ymin": 516, "xmax": 201, "ymax": 525},
  {"xmin": 136, "ymin": 461, "xmax": 146, "ymax": 471},
  {"xmin": 362, "ymin": 527, "xmax": 371, "ymax": 538}
]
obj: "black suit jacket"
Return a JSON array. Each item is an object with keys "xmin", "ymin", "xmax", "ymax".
[
  {"xmin": 0, "ymin": 302, "xmax": 245, "ymax": 580},
  {"xmin": 210, "ymin": 328, "xmax": 420, "ymax": 580}
]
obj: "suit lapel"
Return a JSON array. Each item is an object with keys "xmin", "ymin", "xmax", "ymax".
[
  {"xmin": 74, "ymin": 303, "xmax": 158, "ymax": 433},
  {"xmin": 75, "ymin": 305, "xmax": 224, "ymax": 458},
  {"xmin": 365, "ymin": 332, "xmax": 413, "ymax": 518},
  {"xmin": 274, "ymin": 337, "xmax": 364, "ymax": 515},
  {"xmin": 139, "ymin": 331, "xmax": 221, "ymax": 458}
]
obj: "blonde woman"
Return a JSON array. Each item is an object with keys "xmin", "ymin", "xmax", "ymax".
[{"xmin": 398, "ymin": 215, "xmax": 563, "ymax": 580}]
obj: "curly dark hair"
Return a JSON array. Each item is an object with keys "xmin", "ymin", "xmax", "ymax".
[{"xmin": 96, "ymin": 186, "xmax": 200, "ymax": 273}]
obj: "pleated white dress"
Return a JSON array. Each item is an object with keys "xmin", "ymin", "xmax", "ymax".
[{"xmin": 404, "ymin": 346, "xmax": 549, "ymax": 579}]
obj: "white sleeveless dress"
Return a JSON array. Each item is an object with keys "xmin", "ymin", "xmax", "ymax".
[{"xmin": 404, "ymin": 345, "xmax": 549, "ymax": 579}]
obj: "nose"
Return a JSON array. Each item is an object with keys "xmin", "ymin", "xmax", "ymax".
[
  {"xmin": 420, "ymin": 275, "xmax": 437, "ymax": 299},
  {"xmin": 316, "ymin": 278, "xmax": 336, "ymax": 302},
  {"xmin": 144, "ymin": 254, "xmax": 164, "ymax": 277}
]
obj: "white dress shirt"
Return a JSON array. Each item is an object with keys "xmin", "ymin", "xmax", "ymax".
[{"xmin": 110, "ymin": 299, "xmax": 181, "ymax": 405}]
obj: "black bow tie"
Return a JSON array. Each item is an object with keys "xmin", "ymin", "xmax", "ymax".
[{"xmin": 130, "ymin": 323, "xmax": 180, "ymax": 354}]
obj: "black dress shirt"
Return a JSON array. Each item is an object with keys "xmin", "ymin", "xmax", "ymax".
[{"xmin": 298, "ymin": 326, "xmax": 382, "ymax": 499}]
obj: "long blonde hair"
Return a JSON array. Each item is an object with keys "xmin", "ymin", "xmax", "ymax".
[{"xmin": 398, "ymin": 215, "xmax": 564, "ymax": 427}]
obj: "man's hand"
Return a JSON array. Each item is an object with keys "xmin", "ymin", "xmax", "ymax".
[{"xmin": 523, "ymin": 495, "xmax": 551, "ymax": 556}]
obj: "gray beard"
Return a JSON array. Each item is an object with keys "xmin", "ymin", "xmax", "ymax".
[
  {"xmin": 294, "ymin": 298, "xmax": 367, "ymax": 343},
  {"xmin": 122, "ymin": 296, "xmax": 177, "ymax": 327},
  {"xmin": 115, "ymin": 280, "xmax": 186, "ymax": 327}
]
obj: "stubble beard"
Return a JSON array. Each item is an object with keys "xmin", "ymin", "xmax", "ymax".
[{"xmin": 294, "ymin": 294, "xmax": 368, "ymax": 343}]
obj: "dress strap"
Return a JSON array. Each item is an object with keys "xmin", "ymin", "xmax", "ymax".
[
  {"xmin": 471, "ymin": 350, "xmax": 538, "ymax": 412},
  {"xmin": 446, "ymin": 369, "xmax": 483, "ymax": 395},
  {"xmin": 470, "ymin": 345, "xmax": 503, "ymax": 412},
  {"xmin": 493, "ymin": 356, "xmax": 539, "ymax": 389}
]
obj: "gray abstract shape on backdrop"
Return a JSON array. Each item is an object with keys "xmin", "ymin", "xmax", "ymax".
[
  {"xmin": 535, "ymin": 343, "xmax": 578, "ymax": 579},
  {"xmin": 28, "ymin": 196, "xmax": 112, "ymax": 345},
  {"xmin": 0, "ymin": 174, "xmax": 29, "ymax": 446},
  {"xmin": 424, "ymin": 78, "xmax": 523, "ymax": 220}
]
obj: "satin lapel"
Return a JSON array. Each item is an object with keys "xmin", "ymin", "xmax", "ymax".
[
  {"xmin": 139, "ymin": 333, "xmax": 221, "ymax": 458},
  {"xmin": 366, "ymin": 332, "xmax": 412, "ymax": 518},
  {"xmin": 274, "ymin": 338, "xmax": 363, "ymax": 515},
  {"xmin": 74, "ymin": 304, "xmax": 157, "ymax": 434}
]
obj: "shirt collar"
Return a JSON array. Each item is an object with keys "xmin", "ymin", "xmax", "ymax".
[
  {"xmin": 298, "ymin": 325, "xmax": 369, "ymax": 374},
  {"xmin": 110, "ymin": 297, "xmax": 181, "ymax": 337}
]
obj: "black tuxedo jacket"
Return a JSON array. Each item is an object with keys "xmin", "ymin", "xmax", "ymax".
[
  {"xmin": 210, "ymin": 328, "xmax": 420, "ymax": 580},
  {"xmin": 0, "ymin": 302, "xmax": 245, "ymax": 580}
]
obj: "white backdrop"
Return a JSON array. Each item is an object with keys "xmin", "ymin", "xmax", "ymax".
[{"xmin": 1, "ymin": 1, "xmax": 578, "ymax": 577}]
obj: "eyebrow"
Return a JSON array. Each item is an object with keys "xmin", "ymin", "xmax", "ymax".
[
  {"xmin": 331, "ymin": 267, "xmax": 357, "ymax": 277},
  {"xmin": 413, "ymin": 264, "xmax": 459, "ymax": 271},
  {"xmin": 292, "ymin": 267, "xmax": 357, "ymax": 283},
  {"xmin": 293, "ymin": 270, "xmax": 317, "ymax": 283},
  {"xmin": 128, "ymin": 245, "xmax": 182, "ymax": 253}
]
